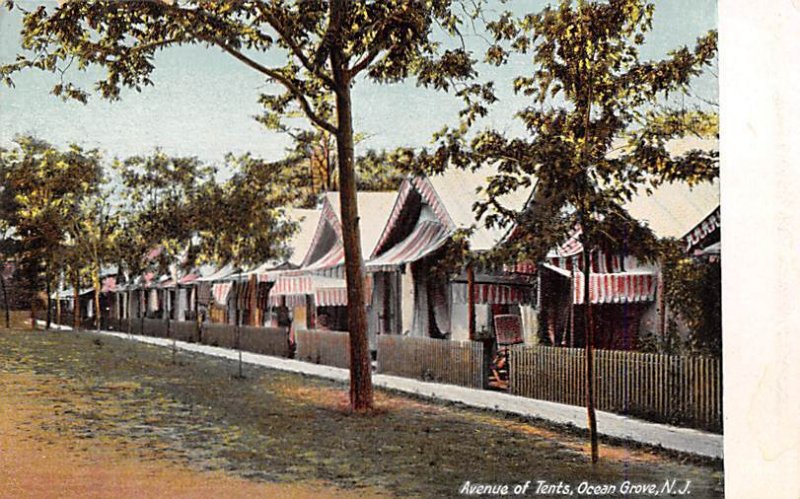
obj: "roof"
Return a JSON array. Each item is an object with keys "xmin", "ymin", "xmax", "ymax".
[
  {"xmin": 285, "ymin": 208, "xmax": 322, "ymax": 266},
  {"xmin": 625, "ymin": 179, "xmax": 719, "ymax": 239},
  {"xmin": 195, "ymin": 263, "xmax": 236, "ymax": 282},
  {"xmin": 616, "ymin": 137, "xmax": 719, "ymax": 238},
  {"xmin": 247, "ymin": 208, "xmax": 322, "ymax": 276},
  {"xmin": 321, "ymin": 191, "xmax": 396, "ymax": 257},
  {"xmin": 425, "ymin": 165, "xmax": 531, "ymax": 251},
  {"xmin": 367, "ymin": 220, "xmax": 449, "ymax": 271}
]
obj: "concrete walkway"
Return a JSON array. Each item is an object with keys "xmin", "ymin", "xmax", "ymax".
[{"xmin": 41, "ymin": 323, "xmax": 723, "ymax": 460}]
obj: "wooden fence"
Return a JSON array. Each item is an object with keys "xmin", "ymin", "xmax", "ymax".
[
  {"xmin": 377, "ymin": 335, "xmax": 484, "ymax": 389},
  {"xmin": 142, "ymin": 318, "xmax": 168, "ymax": 337},
  {"xmin": 240, "ymin": 325, "xmax": 291, "ymax": 358},
  {"xmin": 295, "ymin": 329, "xmax": 350, "ymax": 369},
  {"xmin": 173, "ymin": 321, "xmax": 199, "ymax": 343},
  {"xmin": 508, "ymin": 345, "xmax": 722, "ymax": 431},
  {"xmin": 102, "ymin": 317, "xmax": 126, "ymax": 332},
  {"xmin": 202, "ymin": 323, "xmax": 237, "ymax": 349}
]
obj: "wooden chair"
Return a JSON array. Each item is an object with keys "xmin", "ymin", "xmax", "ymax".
[{"xmin": 489, "ymin": 314, "xmax": 524, "ymax": 390}]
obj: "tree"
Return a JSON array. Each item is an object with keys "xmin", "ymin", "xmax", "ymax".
[
  {"xmin": 113, "ymin": 150, "xmax": 215, "ymax": 341},
  {"xmin": 196, "ymin": 155, "xmax": 298, "ymax": 268},
  {"xmin": 659, "ymin": 241, "xmax": 721, "ymax": 355},
  {"xmin": 0, "ymin": 136, "xmax": 102, "ymax": 330},
  {"xmin": 429, "ymin": 0, "xmax": 717, "ymax": 461},
  {"xmin": 0, "ymin": 190, "xmax": 17, "ymax": 328},
  {"xmin": 354, "ymin": 148, "xmax": 413, "ymax": 191},
  {"xmin": 0, "ymin": 233, "xmax": 16, "ymax": 328},
  {"xmin": 192, "ymin": 154, "xmax": 299, "ymax": 377},
  {"xmin": 65, "ymin": 194, "xmax": 120, "ymax": 331},
  {"xmin": 3, "ymin": 0, "xmax": 481, "ymax": 411}
]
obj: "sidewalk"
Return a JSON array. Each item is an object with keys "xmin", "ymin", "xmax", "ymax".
[{"xmin": 43, "ymin": 323, "xmax": 723, "ymax": 460}]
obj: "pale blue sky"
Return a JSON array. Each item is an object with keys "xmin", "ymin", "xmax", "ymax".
[{"xmin": 0, "ymin": 1, "xmax": 717, "ymax": 166}]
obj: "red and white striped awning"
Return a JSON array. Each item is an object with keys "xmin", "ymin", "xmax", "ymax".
[
  {"xmin": 452, "ymin": 283, "xmax": 532, "ymax": 305},
  {"xmin": 572, "ymin": 272, "xmax": 656, "ymax": 305},
  {"xmin": 504, "ymin": 260, "xmax": 536, "ymax": 274},
  {"xmin": 412, "ymin": 176, "xmax": 453, "ymax": 228},
  {"xmin": 306, "ymin": 244, "xmax": 345, "ymax": 272},
  {"xmin": 372, "ymin": 176, "xmax": 454, "ymax": 258},
  {"xmin": 269, "ymin": 274, "xmax": 348, "ymax": 306},
  {"xmin": 212, "ymin": 282, "xmax": 233, "ymax": 306},
  {"xmin": 367, "ymin": 221, "xmax": 448, "ymax": 272},
  {"xmin": 178, "ymin": 273, "xmax": 199, "ymax": 285},
  {"xmin": 269, "ymin": 274, "xmax": 372, "ymax": 307},
  {"xmin": 372, "ymin": 180, "xmax": 414, "ymax": 256},
  {"xmin": 314, "ymin": 283, "xmax": 348, "ymax": 307},
  {"xmin": 544, "ymin": 252, "xmax": 627, "ymax": 274},
  {"xmin": 271, "ymin": 274, "xmax": 314, "ymax": 296},
  {"xmin": 558, "ymin": 225, "xmax": 584, "ymax": 257},
  {"xmin": 684, "ymin": 206, "xmax": 720, "ymax": 253}
]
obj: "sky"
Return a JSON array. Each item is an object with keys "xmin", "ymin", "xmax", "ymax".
[{"xmin": 0, "ymin": 1, "xmax": 717, "ymax": 167}]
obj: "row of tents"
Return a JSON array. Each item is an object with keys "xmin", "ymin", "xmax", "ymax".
[{"xmin": 55, "ymin": 144, "xmax": 720, "ymax": 352}]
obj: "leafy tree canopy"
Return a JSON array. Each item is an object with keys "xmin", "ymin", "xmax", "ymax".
[{"xmin": 420, "ymin": 0, "xmax": 717, "ymax": 264}]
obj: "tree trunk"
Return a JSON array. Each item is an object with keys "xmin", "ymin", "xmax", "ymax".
[
  {"xmin": 1, "ymin": 271, "xmax": 10, "ymax": 328},
  {"xmin": 127, "ymin": 288, "xmax": 133, "ymax": 335},
  {"xmin": 467, "ymin": 264, "xmax": 476, "ymax": 340},
  {"xmin": 45, "ymin": 274, "xmax": 52, "ymax": 330},
  {"xmin": 194, "ymin": 284, "xmax": 201, "ymax": 343},
  {"xmin": 94, "ymin": 277, "xmax": 101, "ymax": 332},
  {"xmin": 583, "ymin": 247, "xmax": 598, "ymax": 463},
  {"xmin": 56, "ymin": 279, "xmax": 62, "ymax": 327},
  {"xmin": 30, "ymin": 286, "xmax": 36, "ymax": 331},
  {"xmin": 249, "ymin": 275, "xmax": 258, "ymax": 326},
  {"xmin": 72, "ymin": 271, "xmax": 80, "ymax": 331},
  {"xmin": 330, "ymin": 1, "xmax": 374, "ymax": 411}
]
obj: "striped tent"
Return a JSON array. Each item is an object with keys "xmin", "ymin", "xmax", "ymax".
[{"xmin": 367, "ymin": 220, "xmax": 449, "ymax": 272}]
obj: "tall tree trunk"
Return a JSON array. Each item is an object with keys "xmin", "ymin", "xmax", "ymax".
[
  {"xmin": 583, "ymin": 247, "xmax": 598, "ymax": 463},
  {"xmin": 467, "ymin": 264, "xmax": 476, "ymax": 340},
  {"xmin": 1, "ymin": 271, "xmax": 10, "ymax": 328},
  {"xmin": 45, "ymin": 273, "xmax": 52, "ymax": 330},
  {"xmin": 249, "ymin": 275, "xmax": 258, "ymax": 326},
  {"xmin": 94, "ymin": 274, "xmax": 101, "ymax": 332},
  {"xmin": 73, "ymin": 271, "xmax": 80, "ymax": 330},
  {"xmin": 127, "ymin": 289, "xmax": 134, "ymax": 336},
  {"xmin": 194, "ymin": 285, "xmax": 201, "ymax": 343},
  {"xmin": 330, "ymin": 0, "xmax": 374, "ymax": 411},
  {"xmin": 30, "ymin": 288, "xmax": 36, "ymax": 330},
  {"xmin": 55, "ymin": 277, "xmax": 62, "ymax": 327}
]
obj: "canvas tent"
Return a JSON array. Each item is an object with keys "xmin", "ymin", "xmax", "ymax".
[
  {"xmin": 366, "ymin": 165, "xmax": 532, "ymax": 342},
  {"xmin": 524, "ymin": 144, "xmax": 720, "ymax": 350},
  {"xmin": 268, "ymin": 192, "xmax": 395, "ymax": 336}
]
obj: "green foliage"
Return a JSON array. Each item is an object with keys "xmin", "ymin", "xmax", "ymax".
[
  {"xmin": 114, "ymin": 151, "xmax": 215, "ymax": 276},
  {"xmin": 354, "ymin": 148, "xmax": 413, "ymax": 192},
  {"xmin": 113, "ymin": 149, "xmax": 299, "ymax": 275},
  {"xmin": 660, "ymin": 241, "xmax": 721, "ymax": 355},
  {"xmin": 194, "ymin": 153, "xmax": 299, "ymax": 268},
  {"xmin": 2, "ymin": 1, "xmax": 479, "ymax": 138},
  {"xmin": 0, "ymin": 135, "xmax": 103, "ymax": 295},
  {"xmin": 427, "ymin": 0, "xmax": 718, "ymax": 263}
]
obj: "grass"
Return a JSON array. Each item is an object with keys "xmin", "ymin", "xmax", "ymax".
[{"xmin": 0, "ymin": 328, "xmax": 724, "ymax": 498}]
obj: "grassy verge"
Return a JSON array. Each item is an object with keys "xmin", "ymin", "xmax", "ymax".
[{"xmin": 0, "ymin": 328, "xmax": 724, "ymax": 498}]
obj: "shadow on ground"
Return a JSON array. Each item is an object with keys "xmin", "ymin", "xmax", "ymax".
[{"xmin": 0, "ymin": 329, "xmax": 724, "ymax": 498}]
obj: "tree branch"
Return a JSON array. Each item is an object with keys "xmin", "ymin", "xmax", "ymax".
[
  {"xmin": 212, "ymin": 39, "xmax": 338, "ymax": 135},
  {"xmin": 148, "ymin": 0, "xmax": 337, "ymax": 133},
  {"xmin": 350, "ymin": 43, "xmax": 388, "ymax": 77},
  {"xmin": 254, "ymin": 3, "xmax": 336, "ymax": 89}
]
